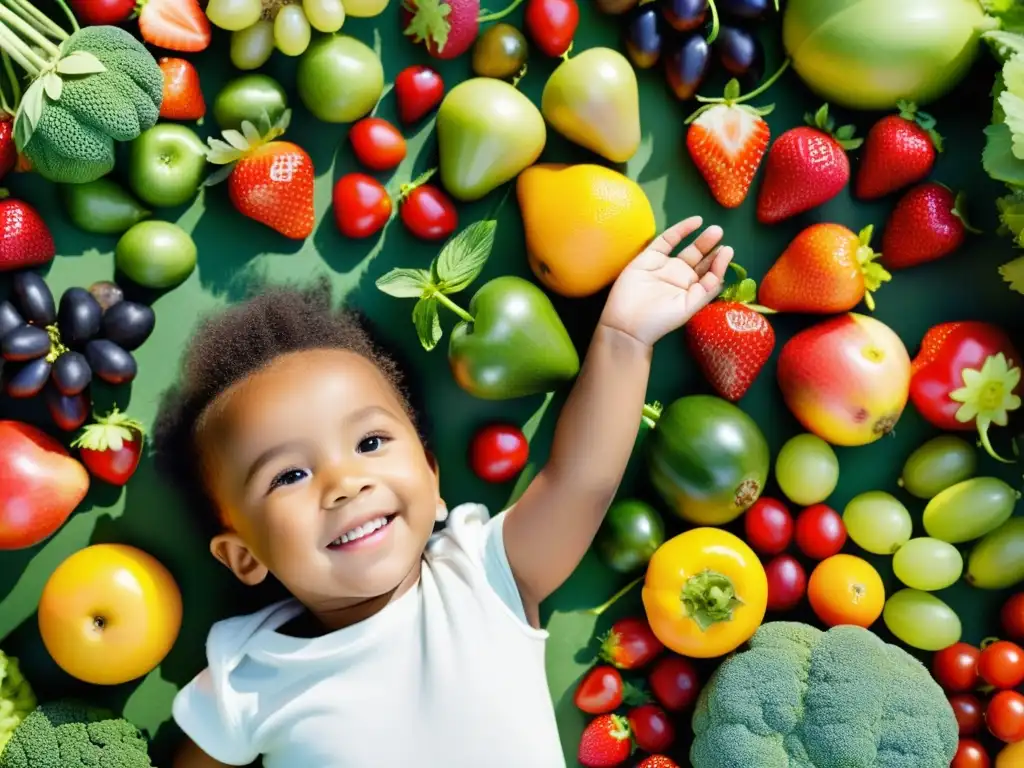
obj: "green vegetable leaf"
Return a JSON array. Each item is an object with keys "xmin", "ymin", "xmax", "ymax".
[
  {"xmin": 55, "ymin": 50, "xmax": 107, "ymax": 76},
  {"xmin": 412, "ymin": 296, "xmax": 443, "ymax": 351},
  {"xmin": 999, "ymin": 89, "xmax": 1024, "ymax": 158},
  {"xmin": 984, "ymin": 123, "xmax": 1024, "ymax": 186},
  {"xmin": 42, "ymin": 73, "xmax": 62, "ymax": 103},
  {"xmin": 998, "ymin": 255, "xmax": 1024, "ymax": 294},
  {"xmin": 994, "ymin": 70, "xmax": 1008, "ymax": 124},
  {"xmin": 14, "ymin": 79, "xmax": 45, "ymax": 150},
  {"xmin": 1005, "ymin": 53, "xmax": 1024, "ymax": 97},
  {"xmin": 375, "ymin": 267, "xmax": 433, "ymax": 298},
  {"xmin": 434, "ymin": 220, "xmax": 497, "ymax": 294},
  {"xmin": 997, "ymin": 191, "xmax": 1024, "ymax": 243}
]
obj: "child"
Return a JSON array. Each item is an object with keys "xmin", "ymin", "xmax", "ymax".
[{"xmin": 154, "ymin": 216, "xmax": 732, "ymax": 768}]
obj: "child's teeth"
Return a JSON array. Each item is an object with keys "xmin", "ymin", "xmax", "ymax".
[{"xmin": 332, "ymin": 516, "xmax": 388, "ymax": 546}]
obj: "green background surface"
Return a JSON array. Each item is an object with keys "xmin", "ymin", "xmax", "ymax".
[{"xmin": 0, "ymin": 3, "xmax": 1022, "ymax": 766}]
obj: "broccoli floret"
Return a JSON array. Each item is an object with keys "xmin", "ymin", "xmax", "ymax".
[
  {"xmin": 690, "ymin": 621, "xmax": 958, "ymax": 768},
  {"xmin": 0, "ymin": 700, "xmax": 153, "ymax": 768},
  {"xmin": 0, "ymin": 653, "xmax": 36, "ymax": 754}
]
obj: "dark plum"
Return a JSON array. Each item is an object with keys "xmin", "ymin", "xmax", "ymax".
[
  {"xmin": 624, "ymin": 5, "xmax": 664, "ymax": 69},
  {"xmin": 85, "ymin": 339, "xmax": 137, "ymax": 385},
  {"xmin": 0, "ymin": 301, "xmax": 22, "ymax": 339},
  {"xmin": 714, "ymin": 25, "xmax": 764, "ymax": 84},
  {"xmin": 89, "ymin": 281, "xmax": 124, "ymax": 312},
  {"xmin": 46, "ymin": 386, "xmax": 90, "ymax": 432},
  {"xmin": 7, "ymin": 357, "xmax": 52, "ymax": 398},
  {"xmin": 718, "ymin": 0, "xmax": 771, "ymax": 19},
  {"xmin": 659, "ymin": 0, "xmax": 707, "ymax": 31},
  {"xmin": 12, "ymin": 271, "xmax": 55, "ymax": 326},
  {"xmin": 101, "ymin": 301, "xmax": 156, "ymax": 352},
  {"xmin": 52, "ymin": 351, "xmax": 92, "ymax": 396},
  {"xmin": 58, "ymin": 287, "xmax": 103, "ymax": 347},
  {"xmin": 2, "ymin": 325, "xmax": 51, "ymax": 362},
  {"xmin": 664, "ymin": 32, "xmax": 711, "ymax": 101}
]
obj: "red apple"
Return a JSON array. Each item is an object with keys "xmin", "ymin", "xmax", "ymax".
[
  {"xmin": 777, "ymin": 314, "xmax": 911, "ymax": 446},
  {"xmin": 0, "ymin": 420, "xmax": 90, "ymax": 549}
]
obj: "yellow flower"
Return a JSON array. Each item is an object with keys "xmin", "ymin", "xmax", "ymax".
[
  {"xmin": 999, "ymin": 255, "xmax": 1024, "ymax": 296},
  {"xmin": 950, "ymin": 352, "xmax": 1022, "ymax": 463}
]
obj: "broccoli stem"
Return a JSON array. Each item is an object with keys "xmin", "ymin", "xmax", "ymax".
[
  {"xmin": 0, "ymin": 23, "xmax": 42, "ymax": 75},
  {"xmin": 3, "ymin": 0, "xmax": 69, "ymax": 41},
  {"xmin": 2, "ymin": 51, "xmax": 21, "ymax": 106},
  {"xmin": 0, "ymin": 4, "xmax": 58, "ymax": 58}
]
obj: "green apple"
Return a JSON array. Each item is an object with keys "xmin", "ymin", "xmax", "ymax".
[
  {"xmin": 127, "ymin": 124, "xmax": 208, "ymax": 209},
  {"xmin": 296, "ymin": 35, "xmax": 384, "ymax": 123}
]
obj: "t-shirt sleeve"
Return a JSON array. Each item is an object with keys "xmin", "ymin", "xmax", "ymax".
[{"xmin": 172, "ymin": 665, "xmax": 260, "ymax": 766}]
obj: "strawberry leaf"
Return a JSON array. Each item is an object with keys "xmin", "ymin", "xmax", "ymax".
[
  {"xmin": 402, "ymin": 0, "xmax": 452, "ymax": 51},
  {"xmin": 953, "ymin": 191, "xmax": 983, "ymax": 235},
  {"xmin": 70, "ymin": 407, "xmax": 145, "ymax": 453}
]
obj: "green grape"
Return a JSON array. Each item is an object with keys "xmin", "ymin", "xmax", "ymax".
[
  {"xmin": 303, "ymin": 0, "xmax": 345, "ymax": 32},
  {"xmin": 883, "ymin": 589, "xmax": 962, "ymax": 652},
  {"xmin": 341, "ymin": 0, "xmax": 389, "ymax": 18},
  {"xmin": 923, "ymin": 476, "xmax": 1018, "ymax": 544},
  {"xmin": 892, "ymin": 537, "xmax": 963, "ymax": 591},
  {"xmin": 898, "ymin": 435, "xmax": 976, "ymax": 499},
  {"xmin": 774, "ymin": 433, "xmax": 839, "ymax": 506},
  {"xmin": 274, "ymin": 4, "xmax": 312, "ymax": 56},
  {"xmin": 206, "ymin": 0, "xmax": 262, "ymax": 31},
  {"xmin": 966, "ymin": 518, "xmax": 1024, "ymax": 590},
  {"xmin": 230, "ymin": 20, "xmax": 276, "ymax": 70},
  {"xmin": 842, "ymin": 491, "xmax": 912, "ymax": 555}
]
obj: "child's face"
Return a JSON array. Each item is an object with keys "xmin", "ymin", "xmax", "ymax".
[{"xmin": 197, "ymin": 348, "xmax": 441, "ymax": 615}]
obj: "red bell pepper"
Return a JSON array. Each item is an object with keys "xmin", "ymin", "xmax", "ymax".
[{"xmin": 910, "ymin": 321, "xmax": 1022, "ymax": 462}]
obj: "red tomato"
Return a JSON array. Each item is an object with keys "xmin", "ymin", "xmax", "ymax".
[
  {"xmin": 932, "ymin": 643, "xmax": 981, "ymax": 692},
  {"xmin": 627, "ymin": 704, "xmax": 675, "ymax": 753},
  {"xmin": 952, "ymin": 739, "xmax": 991, "ymax": 768},
  {"xmin": 332, "ymin": 173, "xmax": 392, "ymax": 239},
  {"xmin": 987, "ymin": 690, "xmax": 1024, "ymax": 743},
  {"xmin": 71, "ymin": 0, "xmax": 135, "ymax": 24},
  {"xmin": 950, "ymin": 694, "xmax": 985, "ymax": 736},
  {"xmin": 524, "ymin": 0, "xmax": 579, "ymax": 57},
  {"xmin": 349, "ymin": 118, "xmax": 406, "ymax": 171},
  {"xmin": 469, "ymin": 424, "xmax": 528, "ymax": 483},
  {"xmin": 794, "ymin": 504, "xmax": 846, "ymax": 560},
  {"xmin": 647, "ymin": 654, "xmax": 700, "ymax": 712},
  {"xmin": 599, "ymin": 617, "xmax": 664, "ymax": 670},
  {"xmin": 1002, "ymin": 594, "xmax": 1024, "ymax": 641},
  {"xmin": 743, "ymin": 497, "xmax": 793, "ymax": 555},
  {"xmin": 400, "ymin": 184, "xmax": 458, "ymax": 241},
  {"xmin": 393, "ymin": 65, "xmax": 445, "ymax": 125},
  {"xmin": 979, "ymin": 641, "xmax": 1024, "ymax": 690},
  {"xmin": 573, "ymin": 665, "xmax": 623, "ymax": 715},
  {"xmin": 764, "ymin": 554, "xmax": 807, "ymax": 612}
]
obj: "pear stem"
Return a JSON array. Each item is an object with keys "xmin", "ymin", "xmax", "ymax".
[{"xmin": 432, "ymin": 291, "xmax": 474, "ymax": 324}]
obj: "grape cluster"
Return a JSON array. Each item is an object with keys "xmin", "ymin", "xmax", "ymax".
[{"xmin": 0, "ymin": 273, "xmax": 155, "ymax": 431}]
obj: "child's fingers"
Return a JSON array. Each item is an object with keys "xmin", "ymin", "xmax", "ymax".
[
  {"xmin": 698, "ymin": 246, "xmax": 734, "ymax": 293},
  {"xmin": 678, "ymin": 225, "xmax": 724, "ymax": 269},
  {"xmin": 647, "ymin": 216, "xmax": 704, "ymax": 256}
]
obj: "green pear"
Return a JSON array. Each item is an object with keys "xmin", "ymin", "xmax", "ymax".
[
  {"xmin": 541, "ymin": 47, "xmax": 641, "ymax": 164},
  {"xmin": 436, "ymin": 78, "xmax": 547, "ymax": 203}
]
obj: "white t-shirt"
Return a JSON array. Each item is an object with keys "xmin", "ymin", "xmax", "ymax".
[{"xmin": 172, "ymin": 503, "xmax": 566, "ymax": 767}]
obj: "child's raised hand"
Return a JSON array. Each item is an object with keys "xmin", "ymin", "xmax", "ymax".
[{"xmin": 599, "ymin": 216, "xmax": 733, "ymax": 348}]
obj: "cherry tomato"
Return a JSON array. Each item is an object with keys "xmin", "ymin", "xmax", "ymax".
[
  {"xmin": 794, "ymin": 504, "xmax": 846, "ymax": 560},
  {"xmin": 400, "ymin": 184, "xmax": 458, "ymax": 241},
  {"xmin": 951, "ymin": 694, "xmax": 985, "ymax": 736},
  {"xmin": 979, "ymin": 641, "xmax": 1024, "ymax": 690},
  {"xmin": 573, "ymin": 665, "xmax": 623, "ymax": 715},
  {"xmin": 987, "ymin": 690, "xmax": 1024, "ymax": 743},
  {"xmin": 599, "ymin": 616, "xmax": 664, "ymax": 670},
  {"xmin": 932, "ymin": 642, "xmax": 981, "ymax": 692},
  {"xmin": 647, "ymin": 654, "xmax": 700, "ymax": 712},
  {"xmin": 627, "ymin": 704, "xmax": 675, "ymax": 753},
  {"xmin": 469, "ymin": 424, "xmax": 528, "ymax": 483},
  {"xmin": 349, "ymin": 118, "xmax": 407, "ymax": 171},
  {"xmin": 743, "ymin": 497, "xmax": 793, "ymax": 555},
  {"xmin": 952, "ymin": 739, "xmax": 991, "ymax": 768},
  {"xmin": 1002, "ymin": 594, "xmax": 1024, "ymax": 641},
  {"xmin": 393, "ymin": 65, "xmax": 445, "ymax": 125},
  {"xmin": 332, "ymin": 173, "xmax": 392, "ymax": 239},
  {"xmin": 764, "ymin": 554, "xmax": 807, "ymax": 612},
  {"xmin": 525, "ymin": 0, "xmax": 579, "ymax": 57},
  {"xmin": 71, "ymin": 0, "xmax": 135, "ymax": 25}
]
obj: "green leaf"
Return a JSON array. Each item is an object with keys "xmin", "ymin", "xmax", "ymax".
[
  {"xmin": 999, "ymin": 89, "xmax": 1024, "ymax": 159},
  {"xmin": 997, "ymin": 191, "xmax": 1024, "ymax": 242},
  {"xmin": 55, "ymin": 50, "xmax": 106, "ymax": 76},
  {"xmin": 994, "ymin": 71, "xmax": 1008, "ymax": 125},
  {"xmin": 15, "ymin": 79, "xmax": 45, "ymax": 150},
  {"xmin": 42, "ymin": 73, "xmax": 61, "ymax": 102},
  {"xmin": 375, "ymin": 267, "xmax": 433, "ymax": 298},
  {"xmin": 221, "ymin": 129, "xmax": 249, "ymax": 151},
  {"xmin": 984, "ymin": 123, "xmax": 1024, "ymax": 186},
  {"xmin": 1005, "ymin": 53, "xmax": 1024, "ymax": 97},
  {"xmin": 998, "ymin": 255, "xmax": 1024, "ymax": 295},
  {"xmin": 412, "ymin": 296, "xmax": 442, "ymax": 351},
  {"xmin": 435, "ymin": 220, "xmax": 497, "ymax": 293}
]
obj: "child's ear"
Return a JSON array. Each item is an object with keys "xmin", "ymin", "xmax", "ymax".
[
  {"xmin": 211, "ymin": 532, "xmax": 269, "ymax": 586},
  {"xmin": 424, "ymin": 449, "xmax": 442, "ymax": 499}
]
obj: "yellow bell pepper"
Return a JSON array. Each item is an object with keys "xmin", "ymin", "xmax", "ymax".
[
  {"xmin": 997, "ymin": 740, "xmax": 1024, "ymax": 767},
  {"xmin": 641, "ymin": 527, "xmax": 768, "ymax": 658}
]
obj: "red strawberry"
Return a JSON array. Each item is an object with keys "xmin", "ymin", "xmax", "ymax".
[
  {"xmin": 881, "ymin": 183, "xmax": 977, "ymax": 270},
  {"xmin": 756, "ymin": 103, "xmax": 862, "ymax": 224},
  {"xmin": 684, "ymin": 269, "xmax": 775, "ymax": 401},
  {"xmin": 138, "ymin": 0, "xmax": 211, "ymax": 52},
  {"xmin": 71, "ymin": 408, "xmax": 145, "ymax": 487},
  {"xmin": 855, "ymin": 100, "xmax": 942, "ymax": 200},
  {"xmin": 394, "ymin": 65, "xmax": 445, "ymax": 124},
  {"xmin": 578, "ymin": 714, "xmax": 632, "ymax": 768},
  {"xmin": 0, "ymin": 196, "xmax": 55, "ymax": 272},
  {"xmin": 637, "ymin": 757, "xmax": 680, "ymax": 768},
  {"xmin": 158, "ymin": 57, "xmax": 205, "ymax": 121},
  {"xmin": 598, "ymin": 617, "xmax": 664, "ymax": 670},
  {"xmin": 205, "ymin": 111, "xmax": 315, "ymax": 240},
  {"xmin": 0, "ymin": 117, "xmax": 17, "ymax": 182},
  {"xmin": 402, "ymin": 0, "xmax": 480, "ymax": 59}
]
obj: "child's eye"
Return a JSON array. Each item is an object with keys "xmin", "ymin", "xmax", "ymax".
[
  {"xmin": 357, "ymin": 434, "xmax": 389, "ymax": 454},
  {"xmin": 269, "ymin": 468, "xmax": 308, "ymax": 491}
]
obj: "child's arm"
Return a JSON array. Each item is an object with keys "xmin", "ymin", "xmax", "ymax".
[{"xmin": 502, "ymin": 217, "xmax": 732, "ymax": 613}]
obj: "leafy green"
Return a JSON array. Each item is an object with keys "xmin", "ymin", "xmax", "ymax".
[
  {"xmin": 999, "ymin": 255, "xmax": 1024, "ymax": 294},
  {"xmin": 996, "ymin": 190, "xmax": 1024, "ymax": 243}
]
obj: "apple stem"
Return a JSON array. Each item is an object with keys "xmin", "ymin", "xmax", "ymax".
[
  {"xmin": 432, "ymin": 290, "xmax": 474, "ymax": 324},
  {"xmin": 560, "ymin": 41, "xmax": 574, "ymax": 62},
  {"xmin": 511, "ymin": 63, "xmax": 528, "ymax": 88}
]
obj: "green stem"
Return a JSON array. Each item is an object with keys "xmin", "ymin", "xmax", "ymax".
[
  {"xmin": 2, "ymin": 51, "xmax": 20, "ymax": 106},
  {"xmin": 49, "ymin": 0, "xmax": 77, "ymax": 32},
  {"xmin": 477, "ymin": 0, "xmax": 525, "ymax": 22},
  {"xmin": 584, "ymin": 575, "xmax": 644, "ymax": 617},
  {"xmin": 432, "ymin": 290, "xmax": 474, "ymax": 324},
  {"xmin": 696, "ymin": 57, "xmax": 791, "ymax": 106},
  {"xmin": 0, "ymin": 4, "xmax": 58, "ymax": 58},
  {"xmin": 0, "ymin": 73, "xmax": 9, "ymax": 114},
  {"xmin": 705, "ymin": 0, "xmax": 719, "ymax": 44},
  {"xmin": 0, "ymin": 23, "xmax": 42, "ymax": 76},
  {"xmin": 3, "ymin": 0, "xmax": 67, "ymax": 41},
  {"xmin": 641, "ymin": 401, "xmax": 662, "ymax": 429}
]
